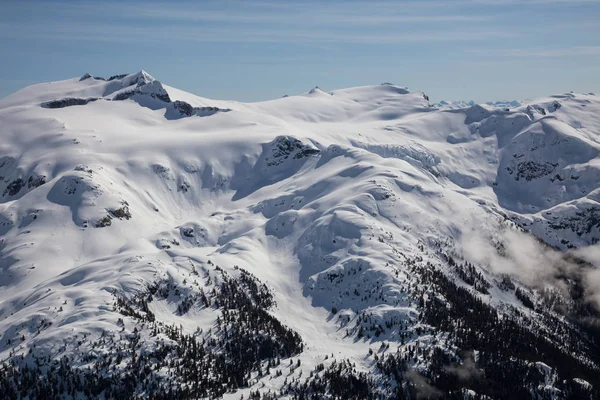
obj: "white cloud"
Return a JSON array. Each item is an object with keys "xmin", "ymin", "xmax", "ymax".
[{"xmin": 461, "ymin": 224, "xmax": 600, "ymax": 312}]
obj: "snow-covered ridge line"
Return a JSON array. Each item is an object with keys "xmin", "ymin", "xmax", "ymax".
[
  {"xmin": 21, "ymin": 70, "xmax": 230, "ymax": 119},
  {"xmin": 434, "ymin": 99, "xmax": 523, "ymax": 110},
  {"xmin": 0, "ymin": 70, "xmax": 599, "ymax": 399}
]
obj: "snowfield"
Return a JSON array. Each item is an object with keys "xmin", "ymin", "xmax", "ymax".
[{"xmin": 1, "ymin": 71, "xmax": 600, "ymax": 399}]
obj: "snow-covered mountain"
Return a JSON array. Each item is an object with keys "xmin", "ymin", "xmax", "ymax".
[{"xmin": 1, "ymin": 71, "xmax": 600, "ymax": 399}]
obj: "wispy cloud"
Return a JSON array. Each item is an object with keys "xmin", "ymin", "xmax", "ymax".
[
  {"xmin": 467, "ymin": 46, "xmax": 600, "ymax": 58},
  {"xmin": 0, "ymin": 20, "xmax": 519, "ymax": 45},
  {"xmin": 128, "ymin": 6, "xmax": 494, "ymax": 25},
  {"xmin": 461, "ymin": 225, "xmax": 600, "ymax": 313},
  {"xmin": 19, "ymin": 1, "xmax": 498, "ymax": 26},
  {"xmin": 11, "ymin": 0, "xmax": 584, "ymax": 47}
]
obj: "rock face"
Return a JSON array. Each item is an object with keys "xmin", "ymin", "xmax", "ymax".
[
  {"xmin": 112, "ymin": 79, "xmax": 172, "ymax": 103},
  {"xmin": 172, "ymin": 100, "xmax": 230, "ymax": 117},
  {"xmin": 42, "ymin": 97, "xmax": 99, "ymax": 108},
  {"xmin": 39, "ymin": 71, "xmax": 225, "ymax": 118},
  {"xmin": 266, "ymin": 136, "xmax": 320, "ymax": 166},
  {"xmin": 0, "ymin": 73, "xmax": 600, "ymax": 399}
]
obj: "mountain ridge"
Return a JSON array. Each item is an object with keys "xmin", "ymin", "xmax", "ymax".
[{"xmin": 1, "ymin": 71, "xmax": 600, "ymax": 399}]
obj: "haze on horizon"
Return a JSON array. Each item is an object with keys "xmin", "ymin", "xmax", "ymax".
[{"xmin": 1, "ymin": 0, "xmax": 599, "ymax": 103}]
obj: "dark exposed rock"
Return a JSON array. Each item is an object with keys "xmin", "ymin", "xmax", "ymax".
[
  {"xmin": 296, "ymin": 147, "xmax": 320, "ymax": 158},
  {"xmin": 42, "ymin": 97, "xmax": 99, "ymax": 109},
  {"xmin": 107, "ymin": 73, "xmax": 128, "ymax": 81},
  {"xmin": 27, "ymin": 175, "xmax": 46, "ymax": 189},
  {"xmin": 74, "ymin": 165, "xmax": 93, "ymax": 174},
  {"xmin": 151, "ymin": 164, "xmax": 170, "ymax": 176},
  {"xmin": 94, "ymin": 215, "xmax": 112, "ymax": 227},
  {"xmin": 266, "ymin": 136, "xmax": 320, "ymax": 167},
  {"xmin": 527, "ymin": 104, "xmax": 547, "ymax": 116},
  {"xmin": 153, "ymin": 92, "xmax": 171, "ymax": 102},
  {"xmin": 0, "ymin": 172, "xmax": 43, "ymax": 197},
  {"xmin": 113, "ymin": 87, "xmax": 171, "ymax": 103},
  {"xmin": 173, "ymin": 100, "xmax": 194, "ymax": 115},
  {"xmin": 109, "ymin": 203, "xmax": 131, "ymax": 220},
  {"xmin": 4, "ymin": 178, "xmax": 25, "ymax": 196},
  {"xmin": 178, "ymin": 181, "xmax": 190, "ymax": 192},
  {"xmin": 78, "ymin": 73, "xmax": 105, "ymax": 81},
  {"xmin": 173, "ymin": 100, "xmax": 230, "ymax": 117},
  {"xmin": 114, "ymin": 90, "xmax": 154, "ymax": 102},
  {"xmin": 506, "ymin": 160, "xmax": 558, "ymax": 181},
  {"xmin": 112, "ymin": 90, "xmax": 135, "ymax": 101},
  {"xmin": 549, "ymin": 207, "xmax": 600, "ymax": 236}
]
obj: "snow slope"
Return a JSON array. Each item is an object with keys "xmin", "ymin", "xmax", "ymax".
[
  {"xmin": 434, "ymin": 99, "xmax": 522, "ymax": 110},
  {"xmin": 1, "ymin": 72, "xmax": 600, "ymax": 399}
]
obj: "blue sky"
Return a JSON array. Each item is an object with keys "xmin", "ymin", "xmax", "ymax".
[{"xmin": 1, "ymin": 0, "xmax": 599, "ymax": 102}]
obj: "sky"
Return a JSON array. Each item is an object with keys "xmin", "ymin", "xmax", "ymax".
[{"xmin": 0, "ymin": 0, "xmax": 599, "ymax": 103}]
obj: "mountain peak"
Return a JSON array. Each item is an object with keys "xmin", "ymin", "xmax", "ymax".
[
  {"xmin": 307, "ymin": 86, "xmax": 330, "ymax": 96},
  {"xmin": 119, "ymin": 70, "xmax": 156, "ymax": 88}
]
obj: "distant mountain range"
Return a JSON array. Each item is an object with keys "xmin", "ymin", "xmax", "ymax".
[{"xmin": 433, "ymin": 99, "xmax": 523, "ymax": 110}]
